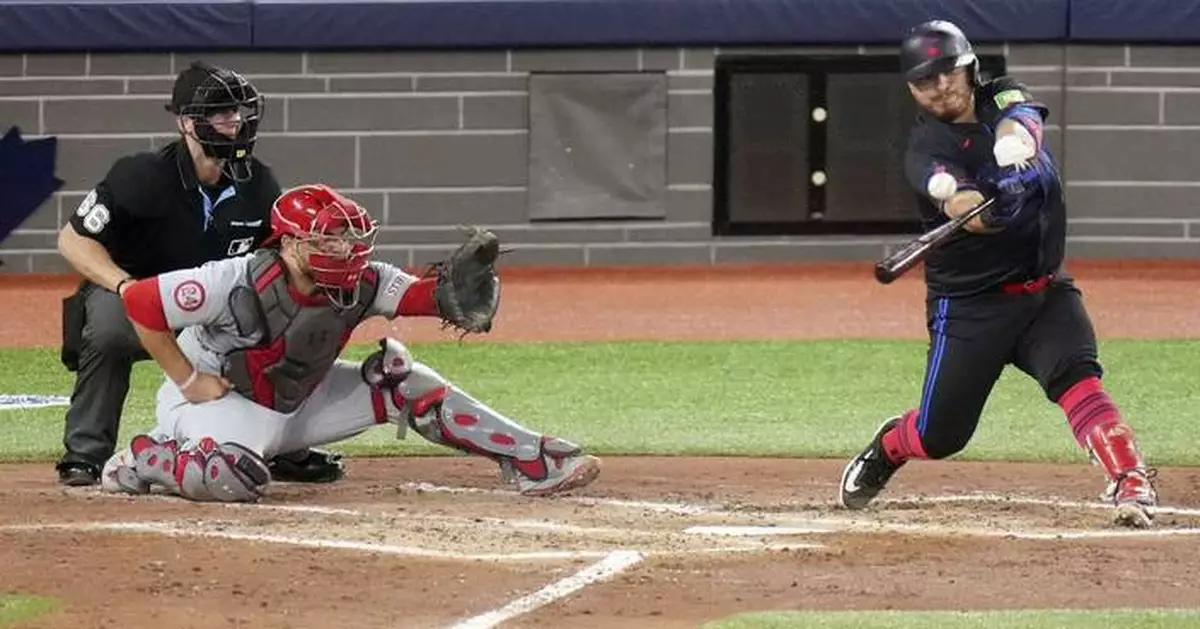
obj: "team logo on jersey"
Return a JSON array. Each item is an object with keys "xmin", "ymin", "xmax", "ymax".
[
  {"xmin": 993, "ymin": 89, "xmax": 1027, "ymax": 110},
  {"xmin": 174, "ymin": 280, "xmax": 207, "ymax": 312}
]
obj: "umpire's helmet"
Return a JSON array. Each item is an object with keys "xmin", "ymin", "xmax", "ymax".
[
  {"xmin": 900, "ymin": 20, "xmax": 979, "ymax": 85},
  {"xmin": 168, "ymin": 61, "xmax": 263, "ymax": 182}
]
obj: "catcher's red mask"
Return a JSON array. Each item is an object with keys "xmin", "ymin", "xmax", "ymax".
[{"xmin": 266, "ymin": 184, "xmax": 378, "ymax": 307}]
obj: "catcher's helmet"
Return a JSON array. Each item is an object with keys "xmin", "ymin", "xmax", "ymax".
[
  {"xmin": 267, "ymin": 184, "xmax": 378, "ymax": 306},
  {"xmin": 900, "ymin": 20, "xmax": 979, "ymax": 84},
  {"xmin": 168, "ymin": 61, "xmax": 263, "ymax": 182}
]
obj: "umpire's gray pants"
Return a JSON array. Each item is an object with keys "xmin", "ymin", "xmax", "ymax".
[{"xmin": 60, "ymin": 285, "xmax": 148, "ymax": 467}]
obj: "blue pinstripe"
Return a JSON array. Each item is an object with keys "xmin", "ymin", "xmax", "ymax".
[{"xmin": 918, "ymin": 298, "xmax": 950, "ymax": 435}]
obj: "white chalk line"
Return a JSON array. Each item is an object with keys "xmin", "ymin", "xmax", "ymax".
[
  {"xmin": 0, "ymin": 521, "xmax": 611, "ymax": 562},
  {"xmin": 685, "ymin": 522, "xmax": 1200, "ymax": 541},
  {"xmin": 401, "ymin": 482, "xmax": 1200, "ymax": 540},
  {"xmin": 0, "ymin": 520, "xmax": 820, "ymax": 559},
  {"xmin": 88, "ymin": 490, "xmax": 703, "ymax": 538},
  {"xmin": 72, "ymin": 484, "xmax": 1200, "ymax": 546},
  {"xmin": 84, "ymin": 482, "xmax": 1200, "ymax": 520},
  {"xmin": 446, "ymin": 550, "xmax": 645, "ymax": 629},
  {"xmin": 403, "ymin": 481, "xmax": 1200, "ymax": 520},
  {"xmin": 876, "ymin": 493, "xmax": 1200, "ymax": 518}
]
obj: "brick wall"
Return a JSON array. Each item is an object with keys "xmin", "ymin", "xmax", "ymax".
[{"xmin": 1, "ymin": 45, "xmax": 1198, "ymax": 273}]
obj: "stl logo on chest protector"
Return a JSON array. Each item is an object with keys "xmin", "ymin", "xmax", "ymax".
[{"xmin": 174, "ymin": 280, "xmax": 207, "ymax": 312}]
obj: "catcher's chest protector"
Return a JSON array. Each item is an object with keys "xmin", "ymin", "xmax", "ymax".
[{"xmin": 224, "ymin": 250, "xmax": 378, "ymax": 413}]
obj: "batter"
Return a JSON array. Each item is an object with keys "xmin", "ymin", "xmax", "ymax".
[{"xmin": 838, "ymin": 20, "xmax": 1158, "ymax": 528}]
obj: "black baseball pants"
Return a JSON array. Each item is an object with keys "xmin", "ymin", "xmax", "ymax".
[
  {"xmin": 913, "ymin": 277, "xmax": 1104, "ymax": 459},
  {"xmin": 59, "ymin": 283, "xmax": 149, "ymax": 469}
]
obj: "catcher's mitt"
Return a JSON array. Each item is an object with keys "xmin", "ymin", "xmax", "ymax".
[{"xmin": 429, "ymin": 226, "xmax": 503, "ymax": 335}]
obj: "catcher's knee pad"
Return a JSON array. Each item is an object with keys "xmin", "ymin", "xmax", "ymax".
[
  {"xmin": 362, "ymin": 337, "xmax": 414, "ymax": 388},
  {"xmin": 129, "ymin": 435, "xmax": 270, "ymax": 502}
]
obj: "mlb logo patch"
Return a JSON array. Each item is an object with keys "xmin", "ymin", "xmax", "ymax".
[{"xmin": 228, "ymin": 237, "xmax": 255, "ymax": 256}]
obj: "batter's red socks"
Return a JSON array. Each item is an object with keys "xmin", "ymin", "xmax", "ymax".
[
  {"xmin": 1058, "ymin": 376, "xmax": 1124, "ymax": 450},
  {"xmin": 1058, "ymin": 376, "xmax": 1147, "ymax": 479},
  {"xmin": 880, "ymin": 408, "xmax": 927, "ymax": 465}
]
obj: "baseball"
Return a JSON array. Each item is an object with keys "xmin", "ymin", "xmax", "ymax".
[
  {"xmin": 926, "ymin": 171, "xmax": 958, "ymax": 200},
  {"xmin": 811, "ymin": 170, "xmax": 827, "ymax": 186},
  {"xmin": 812, "ymin": 107, "xmax": 827, "ymax": 122}
]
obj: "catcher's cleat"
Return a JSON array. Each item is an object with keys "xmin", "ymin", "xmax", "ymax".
[
  {"xmin": 1108, "ymin": 469, "xmax": 1158, "ymax": 529},
  {"xmin": 839, "ymin": 416, "xmax": 904, "ymax": 510},
  {"xmin": 100, "ymin": 443, "xmax": 152, "ymax": 495},
  {"xmin": 496, "ymin": 436, "xmax": 601, "ymax": 497},
  {"xmin": 516, "ymin": 454, "xmax": 601, "ymax": 498},
  {"xmin": 268, "ymin": 448, "xmax": 345, "ymax": 484}
]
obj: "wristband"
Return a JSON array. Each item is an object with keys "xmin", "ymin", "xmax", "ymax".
[
  {"xmin": 115, "ymin": 277, "xmax": 134, "ymax": 295},
  {"xmin": 178, "ymin": 368, "xmax": 199, "ymax": 392}
]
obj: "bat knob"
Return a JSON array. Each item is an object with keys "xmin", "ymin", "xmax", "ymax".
[{"xmin": 874, "ymin": 263, "xmax": 897, "ymax": 285}]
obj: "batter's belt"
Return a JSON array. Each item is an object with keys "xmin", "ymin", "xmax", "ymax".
[{"xmin": 999, "ymin": 273, "xmax": 1054, "ymax": 295}]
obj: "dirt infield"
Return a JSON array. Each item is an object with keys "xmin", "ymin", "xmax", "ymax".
[{"xmin": 1, "ymin": 261, "xmax": 1199, "ymax": 629}]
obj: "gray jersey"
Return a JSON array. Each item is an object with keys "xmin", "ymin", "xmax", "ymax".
[{"xmin": 154, "ymin": 255, "xmax": 418, "ymax": 380}]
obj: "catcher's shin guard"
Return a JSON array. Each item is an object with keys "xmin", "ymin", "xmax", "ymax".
[
  {"xmin": 102, "ymin": 434, "xmax": 270, "ymax": 503},
  {"xmin": 363, "ymin": 338, "xmax": 600, "ymax": 496},
  {"xmin": 1085, "ymin": 420, "xmax": 1158, "ymax": 528}
]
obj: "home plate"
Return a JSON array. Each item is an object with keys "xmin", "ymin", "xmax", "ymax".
[{"xmin": 683, "ymin": 525, "xmax": 833, "ymax": 537}]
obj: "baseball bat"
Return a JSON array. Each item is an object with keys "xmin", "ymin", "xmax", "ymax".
[{"xmin": 874, "ymin": 197, "xmax": 995, "ymax": 285}]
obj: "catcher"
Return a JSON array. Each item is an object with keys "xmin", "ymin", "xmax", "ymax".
[{"xmin": 100, "ymin": 183, "xmax": 600, "ymax": 502}]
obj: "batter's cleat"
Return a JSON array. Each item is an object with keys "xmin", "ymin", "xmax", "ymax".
[
  {"xmin": 56, "ymin": 460, "xmax": 100, "ymax": 487},
  {"xmin": 268, "ymin": 448, "xmax": 345, "ymax": 484},
  {"xmin": 839, "ymin": 416, "xmax": 904, "ymax": 510},
  {"xmin": 1108, "ymin": 469, "xmax": 1158, "ymax": 529}
]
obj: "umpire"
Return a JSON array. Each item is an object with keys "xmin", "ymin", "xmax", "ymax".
[{"xmin": 55, "ymin": 61, "xmax": 344, "ymax": 486}]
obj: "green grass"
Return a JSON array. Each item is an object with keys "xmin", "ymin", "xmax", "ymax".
[
  {"xmin": 0, "ymin": 339, "xmax": 1198, "ymax": 465},
  {"xmin": 0, "ymin": 594, "xmax": 59, "ymax": 626},
  {"xmin": 702, "ymin": 609, "xmax": 1200, "ymax": 629}
]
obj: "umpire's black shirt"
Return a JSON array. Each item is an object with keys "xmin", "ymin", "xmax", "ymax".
[
  {"xmin": 903, "ymin": 77, "xmax": 1067, "ymax": 298},
  {"xmin": 68, "ymin": 140, "xmax": 281, "ymax": 280}
]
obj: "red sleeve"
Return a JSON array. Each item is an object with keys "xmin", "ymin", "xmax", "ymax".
[
  {"xmin": 122, "ymin": 277, "xmax": 170, "ymax": 331},
  {"xmin": 395, "ymin": 276, "xmax": 439, "ymax": 317}
]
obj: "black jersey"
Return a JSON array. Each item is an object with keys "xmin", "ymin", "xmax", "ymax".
[
  {"xmin": 68, "ymin": 140, "xmax": 281, "ymax": 280},
  {"xmin": 903, "ymin": 77, "xmax": 1066, "ymax": 297}
]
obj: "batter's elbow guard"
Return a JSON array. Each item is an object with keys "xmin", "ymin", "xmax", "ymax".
[{"xmin": 1001, "ymin": 104, "xmax": 1045, "ymax": 149}]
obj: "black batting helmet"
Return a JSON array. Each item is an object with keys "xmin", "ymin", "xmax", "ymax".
[
  {"xmin": 900, "ymin": 20, "xmax": 979, "ymax": 85},
  {"xmin": 168, "ymin": 61, "xmax": 264, "ymax": 182}
]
